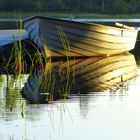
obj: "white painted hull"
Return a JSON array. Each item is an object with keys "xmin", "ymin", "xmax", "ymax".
[{"xmin": 23, "ymin": 16, "xmax": 138, "ymax": 57}]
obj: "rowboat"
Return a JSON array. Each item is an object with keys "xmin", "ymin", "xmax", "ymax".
[
  {"xmin": 22, "ymin": 53, "xmax": 138, "ymax": 103},
  {"xmin": 0, "ymin": 29, "xmax": 28, "ymax": 46},
  {"xmin": 0, "ymin": 29, "xmax": 28, "ymax": 67},
  {"xmin": 23, "ymin": 16, "xmax": 138, "ymax": 57}
]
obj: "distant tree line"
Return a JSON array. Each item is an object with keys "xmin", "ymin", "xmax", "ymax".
[{"xmin": 0, "ymin": 0, "xmax": 140, "ymax": 14}]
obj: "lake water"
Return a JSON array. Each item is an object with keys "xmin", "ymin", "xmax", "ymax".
[{"xmin": 0, "ymin": 47, "xmax": 140, "ymax": 140}]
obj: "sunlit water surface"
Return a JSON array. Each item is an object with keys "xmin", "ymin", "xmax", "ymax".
[{"xmin": 0, "ymin": 57, "xmax": 140, "ymax": 140}]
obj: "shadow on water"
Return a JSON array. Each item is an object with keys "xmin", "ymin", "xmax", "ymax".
[
  {"xmin": 131, "ymin": 41, "xmax": 140, "ymax": 65},
  {"xmin": 21, "ymin": 53, "xmax": 138, "ymax": 104}
]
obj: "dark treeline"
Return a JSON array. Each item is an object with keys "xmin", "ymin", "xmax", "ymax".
[{"xmin": 0, "ymin": 0, "xmax": 140, "ymax": 14}]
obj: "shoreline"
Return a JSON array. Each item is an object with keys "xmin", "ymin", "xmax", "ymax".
[{"xmin": 1, "ymin": 12, "xmax": 140, "ymax": 19}]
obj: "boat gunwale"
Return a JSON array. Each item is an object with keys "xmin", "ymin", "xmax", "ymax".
[{"xmin": 23, "ymin": 16, "xmax": 138, "ymax": 32}]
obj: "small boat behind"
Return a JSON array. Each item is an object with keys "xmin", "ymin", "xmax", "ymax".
[
  {"xmin": 0, "ymin": 29, "xmax": 29, "ymax": 68},
  {"xmin": 23, "ymin": 16, "xmax": 138, "ymax": 57},
  {"xmin": 0, "ymin": 29, "xmax": 28, "ymax": 46}
]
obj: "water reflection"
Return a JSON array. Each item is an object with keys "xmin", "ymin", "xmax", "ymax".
[
  {"xmin": 0, "ymin": 74, "xmax": 28, "ymax": 121},
  {"xmin": 0, "ymin": 53, "xmax": 139, "ymax": 140},
  {"xmin": 22, "ymin": 53, "xmax": 138, "ymax": 103}
]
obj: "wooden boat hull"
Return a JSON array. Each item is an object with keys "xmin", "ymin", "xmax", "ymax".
[
  {"xmin": 22, "ymin": 53, "xmax": 138, "ymax": 103},
  {"xmin": 23, "ymin": 16, "xmax": 138, "ymax": 57}
]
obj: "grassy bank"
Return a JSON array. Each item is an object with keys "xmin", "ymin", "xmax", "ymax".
[{"xmin": 1, "ymin": 11, "xmax": 140, "ymax": 19}]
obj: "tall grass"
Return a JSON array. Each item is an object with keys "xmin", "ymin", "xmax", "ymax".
[
  {"xmin": 4, "ymin": 18, "xmax": 24, "ymax": 74},
  {"xmin": 22, "ymin": 25, "xmax": 75, "ymax": 103},
  {"xmin": 2, "ymin": 16, "xmax": 75, "ymax": 104},
  {"xmin": 57, "ymin": 26, "xmax": 74, "ymax": 99},
  {"xmin": 4, "ymin": 20, "xmax": 45, "ymax": 75}
]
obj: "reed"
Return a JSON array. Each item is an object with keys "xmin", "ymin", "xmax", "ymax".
[
  {"xmin": 4, "ymin": 18, "xmax": 24, "ymax": 74},
  {"xmin": 57, "ymin": 26, "xmax": 74, "ymax": 99},
  {"xmin": 22, "ymin": 26, "xmax": 76, "ymax": 103},
  {"xmin": 4, "ymin": 29, "xmax": 45, "ymax": 75},
  {"xmin": 2, "ymin": 16, "xmax": 76, "ymax": 104}
]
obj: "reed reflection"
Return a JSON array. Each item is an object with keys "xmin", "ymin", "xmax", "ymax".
[
  {"xmin": 0, "ymin": 74, "xmax": 28, "ymax": 121},
  {"xmin": 22, "ymin": 53, "xmax": 138, "ymax": 104}
]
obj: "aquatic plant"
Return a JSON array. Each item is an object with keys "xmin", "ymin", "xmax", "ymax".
[
  {"xmin": 2, "ymin": 16, "xmax": 76, "ymax": 104},
  {"xmin": 4, "ymin": 18, "xmax": 24, "ymax": 74},
  {"xmin": 56, "ymin": 26, "xmax": 75, "ymax": 99},
  {"xmin": 4, "ymin": 19, "xmax": 45, "ymax": 75},
  {"xmin": 21, "ymin": 25, "xmax": 76, "ymax": 103}
]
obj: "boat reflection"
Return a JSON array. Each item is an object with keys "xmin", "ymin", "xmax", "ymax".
[{"xmin": 22, "ymin": 53, "xmax": 138, "ymax": 103}]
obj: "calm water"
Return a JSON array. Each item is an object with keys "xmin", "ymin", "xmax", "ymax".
[{"xmin": 0, "ymin": 51, "xmax": 140, "ymax": 140}]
